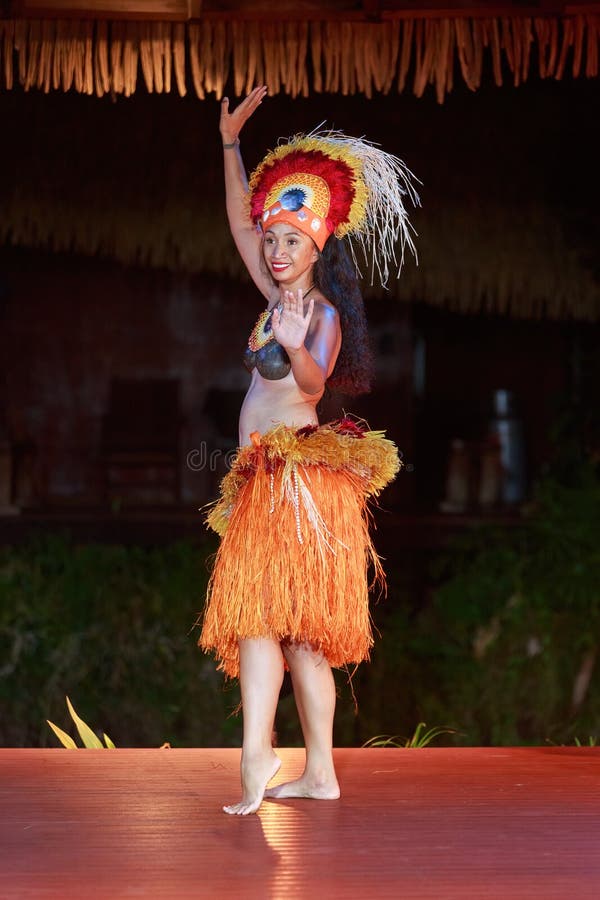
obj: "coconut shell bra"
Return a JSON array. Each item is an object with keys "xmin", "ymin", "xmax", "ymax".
[{"xmin": 243, "ymin": 306, "xmax": 291, "ymax": 380}]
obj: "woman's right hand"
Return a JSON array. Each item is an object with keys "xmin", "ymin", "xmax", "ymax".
[{"xmin": 220, "ymin": 85, "xmax": 268, "ymax": 144}]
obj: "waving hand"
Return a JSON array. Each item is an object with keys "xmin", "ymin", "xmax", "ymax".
[
  {"xmin": 271, "ymin": 290, "xmax": 315, "ymax": 351},
  {"xmin": 220, "ymin": 85, "xmax": 268, "ymax": 144}
]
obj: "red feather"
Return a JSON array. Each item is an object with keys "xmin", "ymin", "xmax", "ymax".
[
  {"xmin": 335, "ymin": 418, "xmax": 366, "ymax": 438},
  {"xmin": 250, "ymin": 149, "xmax": 356, "ymax": 232}
]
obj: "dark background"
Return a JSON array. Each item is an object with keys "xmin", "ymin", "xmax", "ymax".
[{"xmin": 0, "ymin": 68, "xmax": 598, "ymax": 748}]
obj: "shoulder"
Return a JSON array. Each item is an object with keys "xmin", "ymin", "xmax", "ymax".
[
  {"xmin": 310, "ymin": 294, "xmax": 339, "ymax": 324},
  {"xmin": 305, "ymin": 294, "xmax": 341, "ymax": 354}
]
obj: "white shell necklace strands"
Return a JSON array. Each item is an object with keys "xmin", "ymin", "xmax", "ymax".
[{"xmin": 248, "ymin": 286, "xmax": 315, "ymax": 352}]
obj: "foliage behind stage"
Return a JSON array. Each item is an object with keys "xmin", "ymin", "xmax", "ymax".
[{"xmin": 1, "ymin": 460, "xmax": 598, "ymax": 749}]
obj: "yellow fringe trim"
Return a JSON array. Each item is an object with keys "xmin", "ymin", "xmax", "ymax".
[{"xmin": 207, "ymin": 420, "xmax": 401, "ymax": 538}]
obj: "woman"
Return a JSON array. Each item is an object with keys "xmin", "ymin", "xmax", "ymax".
[{"xmin": 199, "ymin": 86, "xmax": 419, "ymax": 815}]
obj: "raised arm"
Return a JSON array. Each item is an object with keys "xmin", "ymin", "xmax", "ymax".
[{"xmin": 219, "ymin": 86, "xmax": 275, "ymax": 301}]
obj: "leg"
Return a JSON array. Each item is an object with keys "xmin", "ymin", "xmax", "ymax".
[
  {"xmin": 264, "ymin": 642, "xmax": 340, "ymax": 800},
  {"xmin": 224, "ymin": 637, "xmax": 284, "ymax": 815}
]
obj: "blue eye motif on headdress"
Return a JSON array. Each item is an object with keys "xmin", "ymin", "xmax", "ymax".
[{"xmin": 280, "ymin": 188, "xmax": 306, "ymax": 211}]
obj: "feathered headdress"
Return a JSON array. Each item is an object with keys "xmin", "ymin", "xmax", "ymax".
[{"xmin": 248, "ymin": 129, "xmax": 421, "ymax": 285}]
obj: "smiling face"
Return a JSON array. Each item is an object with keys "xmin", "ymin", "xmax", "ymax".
[{"xmin": 262, "ymin": 221, "xmax": 319, "ymax": 287}]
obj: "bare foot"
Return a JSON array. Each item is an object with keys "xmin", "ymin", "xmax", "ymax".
[
  {"xmin": 264, "ymin": 771, "xmax": 340, "ymax": 800},
  {"xmin": 223, "ymin": 751, "xmax": 281, "ymax": 816}
]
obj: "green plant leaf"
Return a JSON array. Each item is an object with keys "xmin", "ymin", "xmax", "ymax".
[
  {"xmin": 47, "ymin": 719, "xmax": 78, "ymax": 749},
  {"xmin": 363, "ymin": 723, "xmax": 457, "ymax": 749},
  {"xmin": 407, "ymin": 724, "xmax": 457, "ymax": 748},
  {"xmin": 362, "ymin": 735, "xmax": 404, "ymax": 748},
  {"xmin": 66, "ymin": 696, "xmax": 104, "ymax": 749},
  {"xmin": 103, "ymin": 733, "xmax": 116, "ymax": 749}
]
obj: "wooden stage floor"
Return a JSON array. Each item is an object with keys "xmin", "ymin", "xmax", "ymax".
[{"xmin": 1, "ymin": 747, "xmax": 599, "ymax": 899}]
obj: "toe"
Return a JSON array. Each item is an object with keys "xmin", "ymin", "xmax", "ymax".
[
  {"xmin": 223, "ymin": 803, "xmax": 241, "ymax": 815},
  {"xmin": 241, "ymin": 802, "xmax": 257, "ymax": 815}
]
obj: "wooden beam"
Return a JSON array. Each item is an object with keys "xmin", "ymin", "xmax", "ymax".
[
  {"xmin": 10, "ymin": 1, "xmax": 199, "ymax": 20},
  {"xmin": 195, "ymin": 2, "xmax": 600, "ymax": 20},
  {"xmin": 4, "ymin": 0, "xmax": 600, "ymax": 21},
  {"xmin": 362, "ymin": 0, "xmax": 383, "ymax": 23}
]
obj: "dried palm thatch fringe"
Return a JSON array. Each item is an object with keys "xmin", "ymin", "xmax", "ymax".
[
  {"xmin": 408, "ymin": 205, "xmax": 600, "ymax": 322},
  {"xmin": 199, "ymin": 422, "xmax": 401, "ymax": 680},
  {"xmin": 0, "ymin": 15, "xmax": 598, "ymax": 101},
  {"xmin": 0, "ymin": 195, "xmax": 598, "ymax": 320}
]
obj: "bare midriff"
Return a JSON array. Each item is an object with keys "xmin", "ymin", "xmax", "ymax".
[{"xmin": 238, "ymin": 368, "xmax": 322, "ymax": 446}]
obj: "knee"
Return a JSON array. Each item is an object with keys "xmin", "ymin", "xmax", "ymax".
[{"xmin": 282, "ymin": 639, "xmax": 327, "ymax": 670}]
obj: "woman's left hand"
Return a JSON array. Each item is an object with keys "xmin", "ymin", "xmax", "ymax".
[{"xmin": 271, "ymin": 290, "xmax": 315, "ymax": 352}]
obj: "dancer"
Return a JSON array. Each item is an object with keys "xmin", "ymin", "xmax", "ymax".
[{"xmin": 199, "ymin": 86, "xmax": 419, "ymax": 815}]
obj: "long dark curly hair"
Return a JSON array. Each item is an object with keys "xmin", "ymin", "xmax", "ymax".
[{"xmin": 313, "ymin": 236, "xmax": 374, "ymax": 396}]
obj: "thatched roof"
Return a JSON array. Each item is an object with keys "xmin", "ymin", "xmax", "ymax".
[{"xmin": 0, "ymin": 2, "xmax": 599, "ymax": 102}]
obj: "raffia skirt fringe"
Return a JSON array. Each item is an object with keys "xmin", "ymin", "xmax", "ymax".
[{"xmin": 198, "ymin": 420, "xmax": 401, "ymax": 679}]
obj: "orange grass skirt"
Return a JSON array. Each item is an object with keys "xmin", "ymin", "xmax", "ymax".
[{"xmin": 198, "ymin": 420, "xmax": 401, "ymax": 679}]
